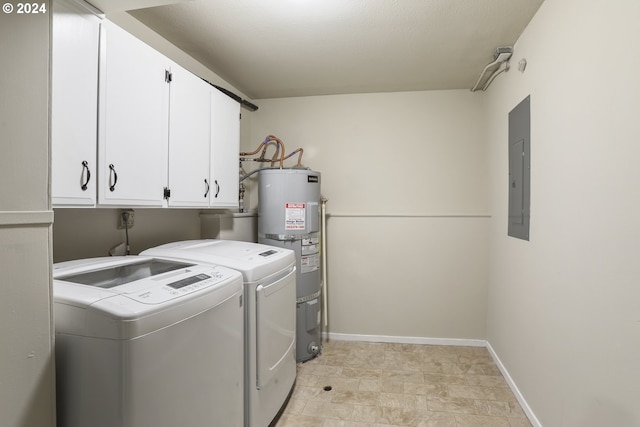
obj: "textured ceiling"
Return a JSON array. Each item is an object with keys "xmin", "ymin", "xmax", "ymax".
[{"xmin": 124, "ymin": 0, "xmax": 544, "ymax": 99}]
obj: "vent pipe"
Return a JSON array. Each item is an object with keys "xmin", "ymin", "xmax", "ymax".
[{"xmin": 471, "ymin": 46, "xmax": 513, "ymax": 92}]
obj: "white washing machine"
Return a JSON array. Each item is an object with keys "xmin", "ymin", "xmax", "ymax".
[
  {"xmin": 53, "ymin": 256, "xmax": 244, "ymax": 427},
  {"xmin": 141, "ymin": 240, "xmax": 297, "ymax": 427}
]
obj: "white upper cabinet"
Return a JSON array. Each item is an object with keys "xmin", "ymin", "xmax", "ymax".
[
  {"xmin": 98, "ymin": 20, "xmax": 170, "ymax": 207},
  {"xmin": 210, "ymin": 89, "xmax": 240, "ymax": 208},
  {"xmin": 52, "ymin": 17, "xmax": 241, "ymax": 209},
  {"xmin": 167, "ymin": 65, "xmax": 212, "ymax": 207},
  {"xmin": 51, "ymin": 0, "xmax": 100, "ymax": 207}
]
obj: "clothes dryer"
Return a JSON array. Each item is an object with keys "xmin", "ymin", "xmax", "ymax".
[
  {"xmin": 141, "ymin": 240, "xmax": 296, "ymax": 427},
  {"xmin": 53, "ymin": 256, "xmax": 244, "ymax": 427}
]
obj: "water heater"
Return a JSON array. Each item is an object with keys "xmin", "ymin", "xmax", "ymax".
[{"xmin": 258, "ymin": 168, "xmax": 321, "ymax": 362}]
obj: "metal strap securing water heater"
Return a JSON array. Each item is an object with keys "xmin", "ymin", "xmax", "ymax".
[{"xmin": 297, "ymin": 289, "xmax": 321, "ymax": 304}]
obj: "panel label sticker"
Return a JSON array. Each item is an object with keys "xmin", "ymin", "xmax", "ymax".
[{"xmin": 285, "ymin": 202, "xmax": 306, "ymax": 230}]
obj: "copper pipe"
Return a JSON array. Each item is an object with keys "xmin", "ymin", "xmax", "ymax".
[
  {"xmin": 240, "ymin": 135, "xmax": 287, "ymax": 168},
  {"xmin": 239, "ymin": 137, "xmax": 271, "ymax": 156},
  {"xmin": 266, "ymin": 135, "xmax": 285, "ymax": 168},
  {"xmin": 283, "ymin": 148, "xmax": 304, "ymax": 167},
  {"xmin": 258, "ymin": 140, "xmax": 279, "ymax": 163}
]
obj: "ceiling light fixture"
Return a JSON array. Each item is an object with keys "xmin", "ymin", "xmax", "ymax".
[{"xmin": 471, "ymin": 46, "xmax": 513, "ymax": 92}]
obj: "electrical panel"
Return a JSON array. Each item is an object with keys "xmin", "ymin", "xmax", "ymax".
[{"xmin": 508, "ymin": 95, "xmax": 531, "ymax": 240}]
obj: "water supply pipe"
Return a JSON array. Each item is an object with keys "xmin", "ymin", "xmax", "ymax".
[
  {"xmin": 321, "ymin": 195, "xmax": 329, "ymax": 328},
  {"xmin": 240, "ymin": 135, "xmax": 285, "ymax": 168}
]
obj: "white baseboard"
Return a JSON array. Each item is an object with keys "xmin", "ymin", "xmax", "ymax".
[
  {"xmin": 321, "ymin": 332, "xmax": 540, "ymax": 427},
  {"xmin": 486, "ymin": 341, "xmax": 542, "ymax": 427},
  {"xmin": 323, "ymin": 332, "xmax": 485, "ymax": 347}
]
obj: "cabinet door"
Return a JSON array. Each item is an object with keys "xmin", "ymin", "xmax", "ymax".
[
  {"xmin": 51, "ymin": 0, "xmax": 100, "ymax": 206},
  {"xmin": 210, "ymin": 89, "xmax": 240, "ymax": 208},
  {"xmin": 98, "ymin": 20, "xmax": 170, "ymax": 206},
  {"xmin": 167, "ymin": 65, "xmax": 212, "ymax": 207}
]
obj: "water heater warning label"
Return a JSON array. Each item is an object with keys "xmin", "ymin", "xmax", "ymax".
[
  {"xmin": 285, "ymin": 203, "xmax": 306, "ymax": 230},
  {"xmin": 301, "ymin": 253, "xmax": 320, "ymax": 273}
]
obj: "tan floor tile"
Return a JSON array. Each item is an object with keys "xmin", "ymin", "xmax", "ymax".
[
  {"xmin": 324, "ymin": 420, "xmax": 374, "ymax": 427},
  {"xmin": 320, "ymin": 376, "xmax": 361, "ymax": 392},
  {"xmin": 382, "ymin": 343, "xmax": 424, "ymax": 353},
  {"xmin": 447, "ymin": 384, "xmax": 518, "ymax": 401},
  {"xmin": 276, "ymin": 413, "xmax": 325, "ymax": 426},
  {"xmin": 466, "ymin": 374, "xmax": 509, "ymax": 387},
  {"xmin": 509, "ymin": 416, "xmax": 534, "ymax": 427},
  {"xmin": 415, "ymin": 395, "xmax": 429, "ymax": 411},
  {"xmin": 457, "ymin": 353, "xmax": 495, "ymax": 364},
  {"xmin": 282, "ymin": 397, "xmax": 306, "ymax": 415},
  {"xmin": 275, "ymin": 341, "xmax": 532, "ymax": 427},
  {"xmin": 351, "ymin": 405, "xmax": 431, "ymax": 426},
  {"xmin": 308, "ymin": 364, "xmax": 344, "ymax": 376},
  {"xmin": 425, "ymin": 397, "xmax": 478, "ymax": 414},
  {"xmin": 345, "ymin": 351, "xmax": 386, "ymax": 368},
  {"xmin": 341, "ymin": 367, "xmax": 382, "ymax": 380},
  {"xmin": 372, "ymin": 406, "xmax": 422, "ymax": 426},
  {"xmin": 404, "ymin": 382, "xmax": 449, "ymax": 398},
  {"xmin": 321, "ymin": 355, "xmax": 352, "ymax": 366},
  {"xmin": 415, "ymin": 411, "xmax": 457, "ymax": 427},
  {"xmin": 383, "ymin": 351, "xmax": 423, "ymax": 371},
  {"xmin": 350, "ymin": 404, "xmax": 384, "ymax": 423},
  {"xmin": 423, "ymin": 372, "xmax": 467, "ymax": 385},
  {"xmin": 381, "ymin": 360, "xmax": 423, "ymax": 372},
  {"xmin": 380, "ymin": 379, "xmax": 405, "ymax": 393},
  {"xmin": 297, "ymin": 373, "xmax": 324, "ymax": 387},
  {"xmin": 385, "ymin": 349, "xmax": 422, "ymax": 361},
  {"xmin": 321, "ymin": 343, "xmax": 352, "ymax": 354},
  {"xmin": 422, "ymin": 361, "xmax": 468, "ymax": 375},
  {"xmin": 331, "ymin": 390, "xmax": 381, "ymax": 406},
  {"xmin": 455, "ymin": 414, "xmax": 511, "ymax": 427},
  {"xmin": 358, "ymin": 379, "xmax": 382, "ymax": 392},
  {"xmin": 465, "ymin": 362, "xmax": 502, "ymax": 376},
  {"xmin": 382, "ymin": 369, "xmax": 424, "ymax": 384},
  {"xmin": 294, "ymin": 385, "xmax": 335, "ymax": 402},
  {"xmin": 421, "ymin": 354, "xmax": 460, "ymax": 365},
  {"xmin": 378, "ymin": 392, "xmax": 418, "ymax": 410},
  {"xmin": 475, "ymin": 399, "xmax": 527, "ymax": 418},
  {"xmin": 303, "ymin": 401, "xmax": 355, "ymax": 420}
]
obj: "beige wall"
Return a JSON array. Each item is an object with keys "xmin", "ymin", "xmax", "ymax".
[
  {"xmin": 0, "ymin": 4, "xmax": 56, "ymax": 427},
  {"xmin": 247, "ymin": 91, "xmax": 490, "ymax": 340},
  {"xmin": 53, "ymin": 208, "xmax": 202, "ymax": 262},
  {"xmin": 485, "ymin": 0, "xmax": 640, "ymax": 426}
]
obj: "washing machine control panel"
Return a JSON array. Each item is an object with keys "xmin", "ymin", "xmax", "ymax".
[
  {"xmin": 167, "ymin": 273, "xmax": 212, "ymax": 290},
  {"xmin": 127, "ymin": 268, "xmax": 232, "ymax": 304}
]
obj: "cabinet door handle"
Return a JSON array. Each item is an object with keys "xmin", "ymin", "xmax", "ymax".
[
  {"xmin": 214, "ymin": 180, "xmax": 220, "ymax": 198},
  {"xmin": 108, "ymin": 164, "xmax": 118, "ymax": 192},
  {"xmin": 204, "ymin": 179, "xmax": 210, "ymax": 198},
  {"xmin": 81, "ymin": 160, "xmax": 91, "ymax": 191}
]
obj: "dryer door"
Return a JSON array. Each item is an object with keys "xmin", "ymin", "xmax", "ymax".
[{"xmin": 255, "ymin": 267, "xmax": 296, "ymax": 389}]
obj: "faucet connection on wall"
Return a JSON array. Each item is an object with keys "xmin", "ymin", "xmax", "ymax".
[
  {"xmin": 118, "ymin": 209, "xmax": 135, "ymax": 229},
  {"xmin": 112, "ymin": 209, "xmax": 134, "ymax": 256}
]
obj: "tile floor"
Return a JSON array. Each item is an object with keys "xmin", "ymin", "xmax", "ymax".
[{"xmin": 274, "ymin": 340, "xmax": 532, "ymax": 427}]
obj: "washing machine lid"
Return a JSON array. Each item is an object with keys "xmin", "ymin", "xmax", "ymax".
[
  {"xmin": 53, "ymin": 256, "xmax": 243, "ymax": 339},
  {"xmin": 140, "ymin": 240, "xmax": 295, "ymax": 284},
  {"xmin": 55, "ymin": 257, "xmax": 193, "ymax": 289}
]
